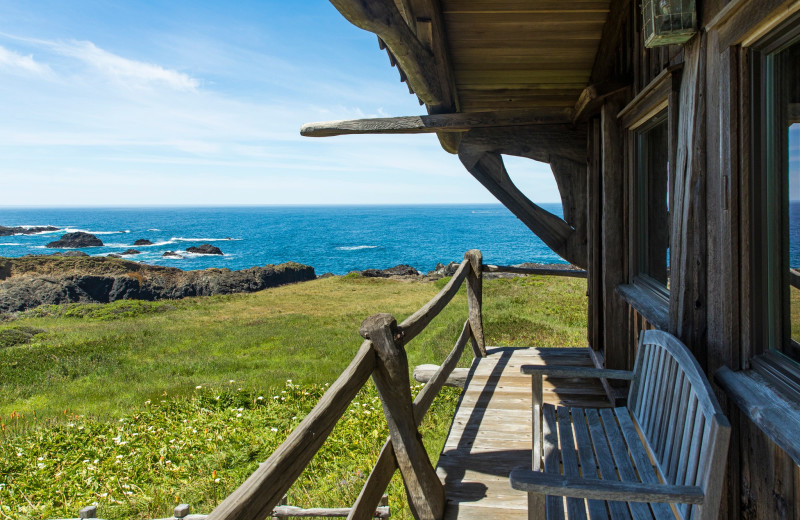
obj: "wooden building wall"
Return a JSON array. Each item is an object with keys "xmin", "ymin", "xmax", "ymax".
[{"xmin": 590, "ymin": 0, "xmax": 800, "ymax": 517}]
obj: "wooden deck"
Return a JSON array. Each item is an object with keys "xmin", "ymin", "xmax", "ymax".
[{"xmin": 435, "ymin": 347, "xmax": 610, "ymax": 520}]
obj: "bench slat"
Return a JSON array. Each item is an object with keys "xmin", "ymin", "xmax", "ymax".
[
  {"xmin": 644, "ymin": 349, "xmax": 669, "ymax": 444},
  {"xmin": 663, "ymin": 372, "xmax": 689, "ymax": 483},
  {"xmin": 615, "ymin": 409, "xmax": 675, "ymax": 519},
  {"xmin": 655, "ymin": 357, "xmax": 679, "ymax": 462},
  {"xmin": 557, "ymin": 409, "xmax": 589, "ymax": 520},
  {"xmin": 543, "ymin": 405, "xmax": 565, "ymax": 519},
  {"xmin": 679, "ymin": 405, "xmax": 705, "ymax": 518},
  {"xmin": 639, "ymin": 347, "xmax": 665, "ymax": 440},
  {"xmin": 571, "ymin": 408, "xmax": 610, "ymax": 520},
  {"xmin": 585, "ymin": 409, "xmax": 632, "ymax": 520},
  {"xmin": 597, "ymin": 409, "xmax": 654, "ymax": 520},
  {"xmin": 675, "ymin": 394, "xmax": 699, "ymax": 489}
]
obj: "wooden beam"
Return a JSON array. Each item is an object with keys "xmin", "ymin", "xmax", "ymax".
[
  {"xmin": 589, "ymin": 0, "xmax": 632, "ymax": 84},
  {"xmin": 458, "ymin": 124, "xmax": 586, "ymax": 164},
  {"xmin": 330, "ymin": 0, "xmax": 443, "ymax": 107},
  {"xmin": 458, "ymin": 141, "xmax": 587, "ymax": 268},
  {"xmin": 300, "ymin": 109, "xmax": 573, "ymax": 137},
  {"xmin": 572, "ymin": 80, "xmax": 631, "ymax": 123}
]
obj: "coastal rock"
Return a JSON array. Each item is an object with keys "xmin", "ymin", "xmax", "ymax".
[
  {"xmin": 0, "ymin": 225, "xmax": 59, "ymax": 237},
  {"xmin": 50, "ymin": 251, "xmax": 89, "ymax": 258},
  {"xmin": 162, "ymin": 251, "xmax": 182, "ymax": 258},
  {"xmin": 428, "ymin": 261, "xmax": 460, "ymax": 277},
  {"xmin": 121, "ymin": 249, "xmax": 141, "ymax": 256},
  {"xmin": 133, "ymin": 239, "xmax": 153, "ymax": 246},
  {"xmin": 361, "ymin": 264, "xmax": 420, "ymax": 278},
  {"xmin": 46, "ymin": 232, "xmax": 104, "ymax": 248},
  {"xmin": 107, "ymin": 254, "xmax": 122, "ymax": 259},
  {"xmin": 186, "ymin": 244, "xmax": 223, "ymax": 255},
  {"xmin": 0, "ymin": 257, "xmax": 316, "ymax": 312}
]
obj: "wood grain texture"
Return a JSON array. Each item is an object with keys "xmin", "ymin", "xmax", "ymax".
[
  {"xmin": 465, "ymin": 250, "xmax": 486, "ymax": 357},
  {"xmin": 300, "ymin": 109, "xmax": 574, "ymax": 137},
  {"xmin": 437, "ymin": 347, "xmax": 607, "ymax": 519},
  {"xmin": 458, "ymin": 141, "xmax": 587, "ymax": 268},
  {"xmin": 329, "ymin": 0, "xmax": 442, "ymax": 106},
  {"xmin": 361, "ymin": 313, "xmax": 445, "ymax": 520}
]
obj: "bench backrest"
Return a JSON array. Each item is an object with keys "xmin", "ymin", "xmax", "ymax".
[{"xmin": 626, "ymin": 330, "xmax": 730, "ymax": 520}]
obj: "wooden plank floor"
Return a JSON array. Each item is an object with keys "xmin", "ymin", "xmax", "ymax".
[{"xmin": 436, "ymin": 347, "xmax": 610, "ymax": 520}]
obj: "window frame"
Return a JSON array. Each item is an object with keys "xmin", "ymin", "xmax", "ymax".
[
  {"xmin": 749, "ymin": 14, "xmax": 800, "ymax": 364},
  {"xmin": 616, "ymin": 67, "xmax": 681, "ymax": 328}
]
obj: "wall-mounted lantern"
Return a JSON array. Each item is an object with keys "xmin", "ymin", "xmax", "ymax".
[{"xmin": 642, "ymin": 0, "xmax": 697, "ymax": 47}]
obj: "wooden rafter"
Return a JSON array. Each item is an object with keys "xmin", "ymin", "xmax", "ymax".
[
  {"xmin": 300, "ymin": 108, "xmax": 573, "ymax": 137},
  {"xmin": 330, "ymin": 0, "xmax": 444, "ymax": 107}
]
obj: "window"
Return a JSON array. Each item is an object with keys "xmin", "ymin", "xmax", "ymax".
[
  {"xmin": 615, "ymin": 69, "xmax": 678, "ymax": 329},
  {"xmin": 752, "ymin": 21, "xmax": 800, "ymax": 363},
  {"xmin": 634, "ymin": 110, "xmax": 670, "ymax": 296}
]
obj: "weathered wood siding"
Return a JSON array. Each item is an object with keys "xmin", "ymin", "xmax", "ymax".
[{"xmin": 590, "ymin": 0, "xmax": 800, "ymax": 518}]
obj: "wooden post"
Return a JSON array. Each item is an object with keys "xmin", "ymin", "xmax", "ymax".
[
  {"xmin": 79, "ymin": 505, "xmax": 97, "ymax": 519},
  {"xmin": 600, "ymin": 100, "xmax": 630, "ymax": 372},
  {"xmin": 465, "ymin": 249, "xmax": 486, "ymax": 357},
  {"xmin": 360, "ymin": 314, "xmax": 445, "ymax": 520}
]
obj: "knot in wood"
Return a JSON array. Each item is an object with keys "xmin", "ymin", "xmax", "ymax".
[{"xmin": 359, "ymin": 313, "xmax": 398, "ymax": 340}]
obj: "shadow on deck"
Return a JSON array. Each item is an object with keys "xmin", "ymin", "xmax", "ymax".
[{"xmin": 437, "ymin": 346, "xmax": 608, "ymax": 520}]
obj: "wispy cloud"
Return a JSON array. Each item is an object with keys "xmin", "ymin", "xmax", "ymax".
[
  {"xmin": 0, "ymin": 44, "xmax": 51, "ymax": 76},
  {"xmin": 49, "ymin": 39, "xmax": 200, "ymax": 91}
]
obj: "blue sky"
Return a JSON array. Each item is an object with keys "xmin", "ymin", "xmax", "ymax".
[{"xmin": 0, "ymin": 0, "xmax": 560, "ymax": 206}]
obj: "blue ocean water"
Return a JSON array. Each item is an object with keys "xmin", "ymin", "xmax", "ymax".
[{"xmin": 0, "ymin": 205, "xmax": 568, "ymax": 275}]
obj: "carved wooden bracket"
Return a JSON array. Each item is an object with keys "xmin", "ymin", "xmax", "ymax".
[{"xmin": 458, "ymin": 127, "xmax": 588, "ymax": 268}]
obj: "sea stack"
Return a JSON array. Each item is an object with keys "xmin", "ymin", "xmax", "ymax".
[
  {"xmin": 46, "ymin": 232, "xmax": 103, "ymax": 248},
  {"xmin": 186, "ymin": 244, "xmax": 223, "ymax": 255}
]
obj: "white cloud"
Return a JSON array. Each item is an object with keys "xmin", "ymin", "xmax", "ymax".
[
  {"xmin": 0, "ymin": 45, "xmax": 51, "ymax": 75},
  {"xmin": 49, "ymin": 39, "xmax": 199, "ymax": 91}
]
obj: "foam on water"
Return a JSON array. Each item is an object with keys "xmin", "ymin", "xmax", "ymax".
[
  {"xmin": 63, "ymin": 228, "xmax": 130, "ymax": 235},
  {"xmin": 337, "ymin": 245, "xmax": 378, "ymax": 251}
]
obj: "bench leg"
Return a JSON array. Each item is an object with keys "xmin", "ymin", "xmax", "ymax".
[
  {"xmin": 529, "ymin": 374, "xmax": 544, "ymax": 519},
  {"xmin": 528, "ymin": 492, "xmax": 545, "ymax": 520}
]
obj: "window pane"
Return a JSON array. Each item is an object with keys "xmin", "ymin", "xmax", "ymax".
[
  {"xmin": 637, "ymin": 112, "xmax": 670, "ymax": 289},
  {"xmin": 786, "ymin": 39, "xmax": 800, "ymax": 346}
]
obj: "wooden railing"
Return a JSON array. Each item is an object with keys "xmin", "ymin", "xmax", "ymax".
[
  {"xmin": 62, "ymin": 252, "xmax": 587, "ymax": 520},
  {"xmin": 205, "ymin": 250, "xmax": 486, "ymax": 520}
]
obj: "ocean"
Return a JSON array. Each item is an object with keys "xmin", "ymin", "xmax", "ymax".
[{"xmin": 0, "ymin": 205, "xmax": 568, "ymax": 275}]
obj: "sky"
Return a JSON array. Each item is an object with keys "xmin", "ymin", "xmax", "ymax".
[{"xmin": 0, "ymin": 0, "xmax": 561, "ymax": 206}]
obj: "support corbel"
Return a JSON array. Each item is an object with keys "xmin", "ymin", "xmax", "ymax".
[{"xmin": 458, "ymin": 129, "xmax": 588, "ymax": 268}]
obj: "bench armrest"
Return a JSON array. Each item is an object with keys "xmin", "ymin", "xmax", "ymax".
[
  {"xmin": 509, "ymin": 469, "xmax": 704, "ymax": 505},
  {"xmin": 521, "ymin": 365, "xmax": 634, "ymax": 380}
]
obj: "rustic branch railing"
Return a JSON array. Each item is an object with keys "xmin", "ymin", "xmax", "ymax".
[{"xmin": 196, "ymin": 251, "xmax": 584, "ymax": 520}]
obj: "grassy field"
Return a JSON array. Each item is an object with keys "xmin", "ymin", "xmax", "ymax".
[{"xmin": 0, "ymin": 274, "xmax": 588, "ymax": 519}]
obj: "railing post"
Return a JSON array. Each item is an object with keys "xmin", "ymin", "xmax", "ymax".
[
  {"xmin": 360, "ymin": 314, "xmax": 445, "ymax": 520},
  {"xmin": 465, "ymin": 249, "xmax": 486, "ymax": 357}
]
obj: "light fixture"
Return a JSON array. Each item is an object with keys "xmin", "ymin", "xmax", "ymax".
[{"xmin": 642, "ymin": 0, "xmax": 697, "ymax": 47}]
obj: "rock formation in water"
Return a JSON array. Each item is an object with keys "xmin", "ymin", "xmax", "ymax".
[
  {"xmin": 0, "ymin": 226, "xmax": 59, "ymax": 236},
  {"xmin": 186, "ymin": 244, "xmax": 223, "ymax": 255},
  {"xmin": 46, "ymin": 232, "xmax": 103, "ymax": 248}
]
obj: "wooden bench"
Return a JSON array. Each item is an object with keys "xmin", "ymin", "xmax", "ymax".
[{"xmin": 510, "ymin": 330, "xmax": 731, "ymax": 519}]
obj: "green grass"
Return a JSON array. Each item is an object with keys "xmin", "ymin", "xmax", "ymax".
[{"xmin": 0, "ymin": 274, "xmax": 587, "ymax": 519}]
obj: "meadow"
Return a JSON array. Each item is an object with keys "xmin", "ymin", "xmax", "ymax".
[{"xmin": 0, "ymin": 274, "xmax": 588, "ymax": 519}]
